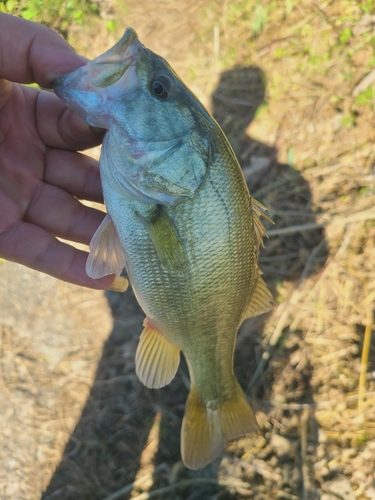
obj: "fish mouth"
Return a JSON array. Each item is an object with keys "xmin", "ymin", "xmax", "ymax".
[
  {"xmin": 54, "ymin": 27, "xmax": 142, "ymax": 91},
  {"xmin": 88, "ymin": 27, "xmax": 143, "ymax": 87},
  {"xmin": 53, "ymin": 28, "xmax": 143, "ymax": 126},
  {"xmin": 93, "ymin": 27, "xmax": 141, "ymax": 65}
]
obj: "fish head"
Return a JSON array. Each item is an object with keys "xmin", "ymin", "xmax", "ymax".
[
  {"xmin": 54, "ymin": 28, "xmax": 219, "ymax": 205},
  {"xmin": 53, "ymin": 27, "xmax": 213, "ymax": 140}
]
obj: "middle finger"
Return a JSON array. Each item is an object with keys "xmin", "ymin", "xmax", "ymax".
[
  {"xmin": 25, "ymin": 182, "xmax": 105, "ymax": 245},
  {"xmin": 45, "ymin": 148, "xmax": 104, "ymax": 203}
]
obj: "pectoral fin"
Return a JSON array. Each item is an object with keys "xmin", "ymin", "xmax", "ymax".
[
  {"xmin": 86, "ymin": 213, "xmax": 126, "ymax": 279},
  {"xmin": 243, "ymin": 275, "xmax": 273, "ymax": 319},
  {"xmin": 136, "ymin": 206, "xmax": 188, "ymax": 271},
  {"xmin": 135, "ymin": 318, "xmax": 180, "ymax": 388}
]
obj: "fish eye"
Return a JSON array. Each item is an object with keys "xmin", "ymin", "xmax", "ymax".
[{"xmin": 150, "ymin": 75, "xmax": 174, "ymax": 99}]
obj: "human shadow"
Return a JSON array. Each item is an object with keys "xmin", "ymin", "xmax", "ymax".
[
  {"xmin": 214, "ymin": 66, "xmax": 326, "ymax": 499},
  {"xmin": 44, "ymin": 66, "xmax": 326, "ymax": 499}
]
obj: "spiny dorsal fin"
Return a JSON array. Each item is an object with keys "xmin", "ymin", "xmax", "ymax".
[
  {"xmin": 251, "ymin": 197, "xmax": 273, "ymax": 250},
  {"xmin": 136, "ymin": 206, "xmax": 189, "ymax": 271},
  {"xmin": 135, "ymin": 318, "xmax": 180, "ymax": 389},
  {"xmin": 86, "ymin": 213, "xmax": 126, "ymax": 279},
  {"xmin": 243, "ymin": 275, "xmax": 273, "ymax": 320}
]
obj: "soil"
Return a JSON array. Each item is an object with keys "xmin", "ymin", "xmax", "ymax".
[{"xmin": 1, "ymin": 1, "xmax": 375, "ymax": 499}]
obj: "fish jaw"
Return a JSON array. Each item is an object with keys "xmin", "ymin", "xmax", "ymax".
[{"xmin": 53, "ymin": 27, "xmax": 143, "ymax": 128}]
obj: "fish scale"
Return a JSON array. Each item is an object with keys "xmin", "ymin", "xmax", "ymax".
[{"xmin": 53, "ymin": 27, "xmax": 273, "ymax": 469}]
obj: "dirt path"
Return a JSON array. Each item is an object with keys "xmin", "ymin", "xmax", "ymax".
[{"xmin": 0, "ymin": 262, "xmax": 112, "ymax": 498}]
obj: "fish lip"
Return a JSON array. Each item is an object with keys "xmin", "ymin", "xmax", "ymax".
[
  {"xmin": 53, "ymin": 27, "xmax": 143, "ymax": 99},
  {"xmin": 93, "ymin": 27, "xmax": 142, "ymax": 65},
  {"xmin": 89, "ymin": 28, "xmax": 143, "ymax": 85}
]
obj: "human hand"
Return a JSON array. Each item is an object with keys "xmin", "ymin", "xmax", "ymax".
[{"xmin": 0, "ymin": 13, "xmax": 116, "ymax": 289}]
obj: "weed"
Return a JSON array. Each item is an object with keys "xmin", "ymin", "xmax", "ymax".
[
  {"xmin": 252, "ymin": 5, "xmax": 268, "ymax": 35},
  {"xmin": 0, "ymin": 0, "xmax": 99, "ymax": 35},
  {"xmin": 341, "ymin": 114, "xmax": 356, "ymax": 128},
  {"xmin": 355, "ymin": 87, "xmax": 375, "ymax": 108}
]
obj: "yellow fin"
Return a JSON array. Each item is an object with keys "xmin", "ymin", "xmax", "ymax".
[
  {"xmin": 244, "ymin": 275, "xmax": 273, "ymax": 319},
  {"xmin": 181, "ymin": 382, "xmax": 258, "ymax": 470},
  {"xmin": 219, "ymin": 379, "xmax": 258, "ymax": 440},
  {"xmin": 135, "ymin": 318, "xmax": 180, "ymax": 389},
  {"xmin": 136, "ymin": 206, "xmax": 188, "ymax": 271},
  {"xmin": 181, "ymin": 387, "xmax": 225, "ymax": 470}
]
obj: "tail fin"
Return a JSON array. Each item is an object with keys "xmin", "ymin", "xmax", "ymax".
[{"xmin": 181, "ymin": 380, "xmax": 258, "ymax": 469}]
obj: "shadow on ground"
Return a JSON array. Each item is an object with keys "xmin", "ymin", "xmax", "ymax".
[{"xmin": 43, "ymin": 66, "xmax": 327, "ymax": 500}]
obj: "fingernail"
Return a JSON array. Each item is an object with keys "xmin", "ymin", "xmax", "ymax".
[{"xmin": 109, "ymin": 276, "xmax": 129, "ymax": 293}]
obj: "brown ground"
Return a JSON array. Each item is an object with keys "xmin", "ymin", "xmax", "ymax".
[{"xmin": 1, "ymin": 1, "xmax": 375, "ymax": 499}]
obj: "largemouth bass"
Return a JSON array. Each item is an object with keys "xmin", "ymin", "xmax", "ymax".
[{"xmin": 54, "ymin": 28, "xmax": 273, "ymax": 470}]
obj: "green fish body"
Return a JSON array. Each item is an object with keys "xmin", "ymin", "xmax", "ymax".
[{"xmin": 54, "ymin": 28, "xmax": 272, "ymax": 469}]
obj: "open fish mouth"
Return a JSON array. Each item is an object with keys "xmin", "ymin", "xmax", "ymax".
[{"xmin": 53, "ymin": 28, "xmax": 143, "ymax": 127}]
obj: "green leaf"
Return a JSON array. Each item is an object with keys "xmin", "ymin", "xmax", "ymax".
[
  {"xmin": 355, "ymin": 86, "xmax": 374, "ymax": 106},
  {"xmin": 254, "ymin": 102, "xmax": 269, "ymax": 119},
  {"xmin": 21, "ymin": 9, "xmax": 38, "ymax": 20},
  {"xmin": 285, "ymin": 0, "xmax": 293, "ymax": 15},
  {"xmin": 5, "ymin": 0, "xmax": 15, "ymax": 11},
  {"xmin": 339, "ymin": 28, "xmax": 352, "ymax": 44},
  {"xmin": 252, "ymin": 5, "xmax": 268, "ymax": 35},
  {"xmin": 341, "ymin": 114, "xmax": 355, "ymax": 128},
  {"xmin": 287, "ymin": 147, "xmax": 295, "ymax": 166}
]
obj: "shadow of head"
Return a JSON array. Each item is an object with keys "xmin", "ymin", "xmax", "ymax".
[
  {"xmin": 211, "ymin": 65, "xmax": 266, "ymax": 156},
  {"xmin": 211, "ymin": 65, "xmax": 327, "ymax": 285},
  {"xmin": 213, "ymin": 69, "xmax": 328, "ymax": 448}
]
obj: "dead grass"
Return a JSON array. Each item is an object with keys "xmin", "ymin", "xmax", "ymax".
[{"xmin": 1, "ymin": 0, "xmax": 375, "ymax": 499}]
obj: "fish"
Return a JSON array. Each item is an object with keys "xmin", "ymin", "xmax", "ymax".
[{"xmin": 53, "ymin": 28, "xmax": 273, "ymax": 470}]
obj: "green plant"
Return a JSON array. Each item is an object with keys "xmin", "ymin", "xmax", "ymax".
[
  {"xmin": 355, "ymin": 87, "xmax": 375, "ymax": 107},
  {"xmin": 341, "ymin": 114, "xmax": 356, "ymax": 128},
  {"xmin": 252, "ymin": 4, "xmax": 268, "ymax": 35},
  {"xmin": 0, "ymin": 0, "xmax": 99, "ymax": 36}
]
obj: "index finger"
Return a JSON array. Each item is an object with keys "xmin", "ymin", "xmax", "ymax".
[{"xmin": 0, "ymin": 13, "xmax": 86, "ymax": 87}]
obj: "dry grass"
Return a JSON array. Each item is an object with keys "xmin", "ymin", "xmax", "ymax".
[{"xmin": 1, "ymin": 0, "xmax": 375, "ymax": 499}]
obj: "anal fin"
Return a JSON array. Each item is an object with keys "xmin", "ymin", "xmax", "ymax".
[
  {"xmin": 135, "ymin": 318, "xmax": 180, "ymax": 389},
  {"xmin": 243, "ymin": 275, "xmax": 273, "ymax": 319}
]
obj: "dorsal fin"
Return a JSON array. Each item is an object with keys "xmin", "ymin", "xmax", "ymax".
[
  {"xmin": 251, "ymin": 197, "xmax": 273, "ymax": 251},
  {"xmin": 243, "ymin": 274, "xmax": 273, "ymax": 320}
]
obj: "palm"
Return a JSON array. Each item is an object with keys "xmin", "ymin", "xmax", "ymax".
[
  {"xmin": 0, "ymin": 80, "xmax": 112, "ymax": 288},
  {"xmin": 0, "ymin": 13, "xmax": 117, "ymax": 288}
]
